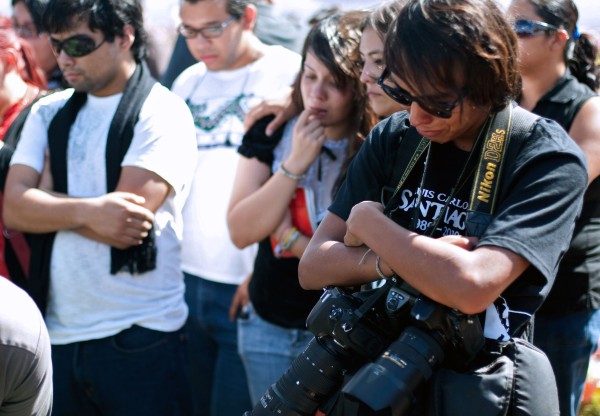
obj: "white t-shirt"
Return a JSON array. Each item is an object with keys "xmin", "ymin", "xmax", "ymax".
[
  {"xmin": 10, "ymin": 83, "xmax": 198, "ymax": 344},
  {"xmin": 171, "ymin": 44, "xmax": 301, "ymax": 285}
]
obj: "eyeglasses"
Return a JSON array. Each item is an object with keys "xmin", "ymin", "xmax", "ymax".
[
  {"xmin": 513, "ymin": 19, "xmax": 560, "ymax": 38},
  {"xmin": 376, "ymin": 68, "xmax": 463, "ymax": 119},
  {"xmin": 50, "ymin": 34, "xmax": 106, "ymax": 58},
  {"xmin": 12, "ymin": 22, "xmax": 37, "ymax": 39},
  {"xmin": 177, "ymin": 16, "xmax": 237, "ymax": 39}
]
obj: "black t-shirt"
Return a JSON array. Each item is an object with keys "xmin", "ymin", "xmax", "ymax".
[
  {"xmin": 330, "ymin": 110, "xmax": 587, "ymax": 338},
  {"xmin": 239, "ymin": 117, "xmax": 324, "ymax": 329},
  {"xmin": 527, "ymin": 71, "xmax": 600, "ymax": 314}
]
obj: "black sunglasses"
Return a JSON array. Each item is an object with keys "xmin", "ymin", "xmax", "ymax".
[
  {"xmin": 376, "ymin": 68, "xmax": 463, "ymax": 119},
  {"xmin": 49, "ymin": 34, "xmax": 106, "ymax": 58},
  {"xmin": 513, "ymin": 19, "xmax": 560, "ymax": 38}
]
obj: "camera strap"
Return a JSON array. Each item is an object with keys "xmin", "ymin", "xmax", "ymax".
[{"xmin": 384, "ymin": 104, "xmax": 538, "ymax": 230}]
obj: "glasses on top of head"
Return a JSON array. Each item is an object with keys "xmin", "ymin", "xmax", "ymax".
[
  {"xmin": 50, "ymin": 34, "xmax": 105, "ymax": 58},
  {"xmin": 178, "ymin": 16, "xmax": 237, "ymax": 39},
  {"xmin": 376, "ymin": 68, "xmax": 464, "ymax": 119},
  {"xmin": 513, "ymin": 19, "xmax": 560, "ymax": 39}
]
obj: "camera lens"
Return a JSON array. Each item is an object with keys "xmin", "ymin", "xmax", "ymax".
[
  {"xmin": 341, "ymin": 326, "xmax": 445, "ymax": 414},
  {"xmin": 248, "ymin": 336, "xmax": 356, "ymax": 416}
]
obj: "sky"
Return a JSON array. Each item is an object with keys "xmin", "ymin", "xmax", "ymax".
[
  {"xmin": 0, "ymin": 0, "xmax": 597, "ymax": 71},
  {"xmin": 0, "ymin": 0, "xmax": 598, "ymax": 31}
]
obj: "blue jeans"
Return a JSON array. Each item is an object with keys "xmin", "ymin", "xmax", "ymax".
[
  {"xmin": 51, "ymin": 325, "xmax": 192, "ymax": 416},
  {"xmin": 534, "ymin": 309, "xmax": 600, "ymax": 416},
  {"xmin": 184, "ymin": 273, "xmax": 252, "ymax": 416},
  {"xmin": 237, "ymin": 303, "xmax": 314, "ymax": 404}
]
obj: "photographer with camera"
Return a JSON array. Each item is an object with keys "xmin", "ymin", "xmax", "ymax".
[{"xmin": 291, "ymin": 0, "xmax": 588, "ymax": 414}]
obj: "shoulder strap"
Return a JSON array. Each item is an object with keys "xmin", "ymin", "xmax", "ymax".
[{"xmin": 382, "ymin": 126, "xmax": 428, "ymax": 217}]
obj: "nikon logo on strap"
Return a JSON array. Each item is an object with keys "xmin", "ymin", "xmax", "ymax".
[
  {"xmin": 470, "ymin": 105, "xmax": 513, "ymax": 215},
  {"xmin": 476, "ymin": 128, "xmax": 507, "ymax": 205}
]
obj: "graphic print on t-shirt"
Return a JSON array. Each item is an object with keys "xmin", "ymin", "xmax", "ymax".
[
  {"xmin": 186, "ymin": 92, "xmax": 254, "ymax": 150},
  {"xmin": 386, "ymin": 142, "xmax": 472, "ymax": 238}
]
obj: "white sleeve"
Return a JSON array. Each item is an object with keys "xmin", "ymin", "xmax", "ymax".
[
  {"xmin": 10, "ymin": 90, "xmax": 74, "ymax": 173},
  {"xmin": 123, "ymin": 84, "xmax": 198, "ymax": 195}
]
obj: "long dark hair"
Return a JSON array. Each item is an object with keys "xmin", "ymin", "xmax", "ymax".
[
  {"xmin": 385, "ymin": 0, "xmax": 520, "ymax": 112},
  {"xmin": 42, "ymin": 0, "xmax": 147, "ymax": 62},
  {"xmin": 526, "ymin": 0, "xmax": 599, "ymax": 91},
  {"xmin": 291, "ymin": 13, "xmax": 377, "ymax": 195}
]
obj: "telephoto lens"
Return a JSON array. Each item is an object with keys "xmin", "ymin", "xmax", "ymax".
[
  {"xmin": 341, "ymin": 326, "xmax": 446, "ymax": 414},
  {"xmin": 244, "ymin": 336, "xmax": 355, "ymax": 416}
]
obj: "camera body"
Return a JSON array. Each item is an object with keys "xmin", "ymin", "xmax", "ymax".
[{"xmin": 245, "ymin": 279, "xmax": 484, "ymax": 416}]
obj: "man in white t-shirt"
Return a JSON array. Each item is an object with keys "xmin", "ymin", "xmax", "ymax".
[
  {"xmin": 170, "ymin": 0, "xmax": 300, "ymax": 414},
  {"xmin": 3, "ymin": 0, "xmax": 197, "ymax": 414}
]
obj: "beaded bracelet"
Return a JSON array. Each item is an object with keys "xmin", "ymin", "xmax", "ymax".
[
  {"xmin": 274, "ymin": 227, "xmax": 301, "ymax": 257},
  {"xmin": 278, "ymin": 163, "xmax": 306, "ymax": 181},
  {"xmin": 375, "ymin": 256, "xmax": 393, "ymax": 280}
]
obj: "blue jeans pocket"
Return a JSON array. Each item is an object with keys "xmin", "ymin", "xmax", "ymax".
[{"xmin": 111, "ymin": 325, "xmax": 169, "ymax": 353}]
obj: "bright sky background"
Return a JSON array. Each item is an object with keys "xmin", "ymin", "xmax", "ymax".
[
  {"xmin": 0, "ymin": 0, "xmax": 598, "ymax": 30},
  {"xmin": 0, "ymin": 0, "xmax": 597, "ymax": 74}
]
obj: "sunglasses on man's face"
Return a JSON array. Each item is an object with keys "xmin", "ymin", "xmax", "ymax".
[
  {"xmin": 376, "ymin": 68, "xmax": 463, "ymax": 119},
  {"xmin": 49, "ymin": 34, "xmax": 105, "ymax": 58},
  {"xmin": 513, "ymin": 19, "xmax": 560, "ymax": 39}
]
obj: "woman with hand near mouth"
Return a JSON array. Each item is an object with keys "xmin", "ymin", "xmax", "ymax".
[
  {"xmin": 227, "ymin": 12, "xmax": 376, "ymax": 404},
  {"xmin": 243, "ymin": 1, "xmax": 407, "ymax": 140}
]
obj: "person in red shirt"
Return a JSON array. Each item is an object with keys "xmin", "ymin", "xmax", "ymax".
[{"xmin": 0, "ymin": 17, "xmax": 46, "ymax": 284}]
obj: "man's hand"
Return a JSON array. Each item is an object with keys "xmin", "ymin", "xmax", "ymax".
[
  {"xmin": 81, "ymin": 192, "xmax": 154, "ymax": 249},
  {"xmin": 344, "ymin": 201, "xmax": 385, "ymax": 247},
  {"xmin": 243, "ymin": 87, "xmax": 298, "ymax": 136}
]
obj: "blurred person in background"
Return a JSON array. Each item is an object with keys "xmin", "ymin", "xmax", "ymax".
[
  {"xmin": 0, "ymin": 276, "xmax": 52, "ymax": 416},
  {"xmin": 0, "ymin": 16, "xmax": 46, "ymax": 287},
  {"xmin": 357, "ymin": 0, "xmax": 407, "ymax": 119},
  {"xmin": 170, "ymin": 0, "xmax": 301, "ymax": 414},
  {"xmin": 161, "ymin": 0, "xmax": 303, "ymax": 89},
  {"xmin": 506, "ymin": 1, "xmax": 600, "ymax": 415},
  {"xmin": 11, "ymin": 0, "xmax": 64, "ymax": 90}
]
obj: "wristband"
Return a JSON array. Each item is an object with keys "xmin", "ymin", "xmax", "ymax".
[
  {"xmin": 275, "ymin": 227, "xmax": 301, "ymax": 257},
  {"xmin": 375, "ymin": 256, "xmax": 393, "ymax": 279},
  {"xmin": 278, "ymin": 163, "xmax": 306, "ymax": 180}
]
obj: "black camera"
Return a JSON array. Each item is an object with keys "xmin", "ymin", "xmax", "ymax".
[{"xmin": 243, "ymin": 278, "xmax": 484, "ymax": 416}]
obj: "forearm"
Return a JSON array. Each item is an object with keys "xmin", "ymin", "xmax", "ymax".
[
  {"xmin": 299, "ymin": 239, "xmax": 379, "ymax": 289},
  {"xmin": 4, "ymin": 186, "xmax": 90, "ymax": 233},
  {"xmin": 350, "ymin": 208, "xmax": 519, "ymax": 314},
  {"xmin": 299, "ymin": 213, "xmax": 381, "ymax": 289},
  {"xmin": 228, "ymin": 171, "xmax": 299, "ymax": 248}
]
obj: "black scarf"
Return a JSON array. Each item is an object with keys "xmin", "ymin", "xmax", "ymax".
[{"xmin": 27, "ymin": 62, "xmax": 157, "ymax": 314}]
